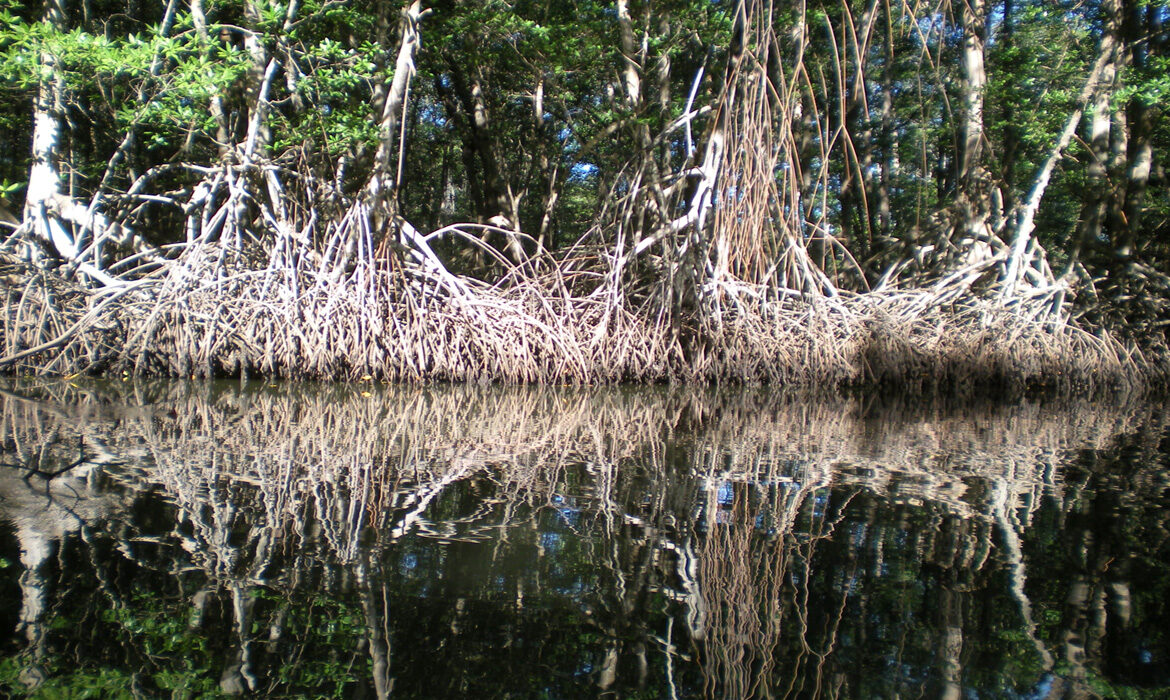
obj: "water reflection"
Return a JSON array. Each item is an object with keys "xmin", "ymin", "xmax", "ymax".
[{"xmin": 0, "ymin": 380, "xmax": 1168, "ymax": 697}]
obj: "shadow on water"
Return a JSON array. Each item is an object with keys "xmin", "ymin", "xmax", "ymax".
[{"xmin": 0, "ymin": 379, "xmax": 1168, "ymax": 698}]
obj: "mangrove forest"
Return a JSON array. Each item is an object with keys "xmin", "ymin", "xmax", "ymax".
[{"xmin": 0, "ymin": 0, "xmax": 1168, "ymax": 389}]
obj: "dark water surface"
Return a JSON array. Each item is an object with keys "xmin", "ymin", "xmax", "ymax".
[{"xmin": 1, "ymin": 380, "xmax": 1168, "ymax": 699}]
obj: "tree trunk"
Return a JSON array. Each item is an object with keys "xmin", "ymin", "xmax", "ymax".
[
  {"xmin": 242, "ymin": 0, "xmax": 273, "ymax": 158},
  {"xmin": 1001, "ymin": 38, "xmax": 1116, "ymax": 296},
  {"xmin": 434, "ymin": 48, "xmax": 527, "ymax": 262},
  {"xmin": 190, "ymin": 0, "xmax": 231, "ymax": 155},
  {"xmin": 1074, "ymin": 0, "xmax": 1123, "ymax": 261},
  {"xmin": 840, "ymin": 0, "xmax": 881, "ymax": 263},
  {"xmin": 23, "ymin": 0, "xmax": 76, "ymax": 261},
  {"xmin": 946, "ymin": 0, "xmax": 995, "ymax": 269},
  {"xmin": 1117, "ymin": 0, "xmax": 1158, "ymax": 260},
  {"xmin": 874, "ymin": 0, "xmax": 897, "ymax": 252},
  {"xmin": 367, "ymin": 1, "xmax": 429, "ymax": 234},
  {"xmin": 998, "ymin": 0, "xmax": 1019, "ymax": 213},
  {"xmin": 957, "ymin": 0, "xmax": 986, "ymax": 190},
  {"xmin": 705, "ymin": 0, "xmax": 747, "ymax": 285},
  {"xmin": 533, "ymin": 74, "xmax": 562, "ymax": 250}
]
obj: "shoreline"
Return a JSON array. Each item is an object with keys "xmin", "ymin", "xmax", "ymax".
[{"xmin": 2, "ymin": 250, "xmax": 1163, "ymax": 397}]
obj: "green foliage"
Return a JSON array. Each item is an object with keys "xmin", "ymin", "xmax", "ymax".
[
  {"xmin": 0, "ymin": 179, "xmax": 21, "ymax": 199},
  {"xmin": 1116, "ymin": 52, "xmax": 1170, "ymax": 107},
  {"xmin": 0, "ymin": 657, "xmax": 137, "ymax": 699}
]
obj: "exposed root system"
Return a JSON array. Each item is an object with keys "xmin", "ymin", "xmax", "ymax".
[{"xmin": 0, "ymin": 241, "xmax": 1154, "ymax": 395}]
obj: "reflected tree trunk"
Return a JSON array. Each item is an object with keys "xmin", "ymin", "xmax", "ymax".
[{"xmin": 357, "ymin": 554, "xmax": 393, "ymax": 699}]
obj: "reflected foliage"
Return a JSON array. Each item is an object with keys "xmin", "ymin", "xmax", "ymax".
[{"xmin": 0, "ymin": 381, "xmax": 1168, "ymax": 697}]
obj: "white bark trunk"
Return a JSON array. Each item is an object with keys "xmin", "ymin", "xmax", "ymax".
[
  {"xmin": 190, "ymin": 0, "xmax": 230, "ymax": 153},
  {"xmin": 958, "ymin": 0, "xmax": 986, "ymax": 186},
  {"xmin": 368, "ymin": 1, "xmax": 429, "ymax": 206},
  {"xmin": 616, "ymin": 0, "xmax": 643, "ymax": 109},
  {"xmin": 1002, "ymin": 47, "xmax": 1114, "ymax": 297},
  {"xmin": 242, "ymin": 0, "xmax": 273, "ymax": 156},
  {"xmin": 23, "ymin": 4, "xmax": 76, "ymax": 261},
  {"xmin": 20, "ymin": 2, "xmax": 137, "ymax": 276}
]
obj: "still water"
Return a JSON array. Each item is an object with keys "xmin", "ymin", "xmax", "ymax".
[{"xmin": 0, "ymin": 380, "xmax": 1168, "ymax": 698}]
